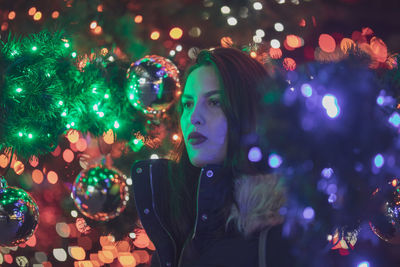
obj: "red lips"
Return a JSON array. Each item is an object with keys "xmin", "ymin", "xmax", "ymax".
[{"xmin": 188, "ymin": 132, "xmax": 207, "ymax": 145}]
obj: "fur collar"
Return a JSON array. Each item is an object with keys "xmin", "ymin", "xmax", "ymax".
[{"xmin": 226, "ymin": 173, "xmax": 286, "ymax": 237}]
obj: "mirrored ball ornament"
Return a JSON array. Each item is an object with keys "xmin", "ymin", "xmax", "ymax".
[
  {"xmin": 126, "ymin": 55, "xmax": 181, "ymax": 115},
  {"xmin": 0, "ymin": 183, "xmax": 39, "ymax": 246},
  {"xmin": 72, "ymin": 165, "xmax": 129, "ymax": 221},
  {"xmin": 369, "ymin": 178, "xmax": 400, "ymax": 244}
]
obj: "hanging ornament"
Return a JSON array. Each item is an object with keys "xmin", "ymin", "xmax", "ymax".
[
  {"xmin": 126, "ymin": 55, "xmax": 181, "ymax": 115},
  {"xmin": 71, "ymin": 165, "xmax": 129, "ymax": 221},
  {"xmin": 369, "ymin": 178, "xmax": 400, "ymax": 244},
  {"xmin": 0, "ymin": 177, "xmax": 39, "ymax": 246}
]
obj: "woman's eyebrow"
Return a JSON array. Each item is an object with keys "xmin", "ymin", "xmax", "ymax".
[
  {"xmin": 182, "ymin": 90, "xmax": 221, "ymax": 99},
  {"xmin": 203, "ymin": 90, "xmax": 222, "ymax": 98}
]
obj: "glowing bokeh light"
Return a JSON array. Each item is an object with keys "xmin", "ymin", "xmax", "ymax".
[
  {"xmin": 53, "ymin": 248, "xmax": 67, "ymax": 262},
  {"xmin": 221, "ymin": 36, "xmax": 233, "ymax": 48},
  {"xmin": 248, "ymin": 147, "xmax": 262, "ymax": 162},
  {"xmin": 63, "ymin": 149, "xmax": 74, "ymax": 163},
  {"xmin": 76, "ymin": 138, "xmax": 88, "ymax": 152},
  {"xmin": 69, "ymin": 246, "xmax": 86, "ymax": 260},
  {"xmin": 269, "ymin": 47, "xmax": 282, "ymax": 59},
  {"xmin": 370, "ymin": 37, "xmax": 388, "ymax": 63},
  {"xmin": 32, "ymin": 169, "xmax": 44, "ymax": 184},
  {"xmin": 319, "ymin": 34, "xmax": 336, "ymax": 53},
  {"xmin": 1, "ymin": 22, "xmax": 8, "ymax": 31},
  {"xmin": 321, "ymin": 168, "xmax": 334, "ymax": 178},
  {"xmin": 51, "ymin": 11, "xmax": 59, "ymax": 19},
  {"xmin": 29, "ymin": 155, "xmax": 39, "ymax": 167},
  {"xmin": 357, "ymin": 261, "xmax": 370, "ymax": 267},
  {"xmin": 33, "ymin": 11, "xmax": 42, "ymax": 21},
  {"xmin": 283, "ymin": 57, "xmax": 296, "ymax": 71},
  {"xmin": 0, "ymin": 154, "xmax": 9, "ymax": 168},
  {"xmin": 90, "ymin": 21, "xmax": 97, "ymax": 29},
  {"xmin": 376, "ymin": 96, "xmax": 384, "ymax": 106},
  {"xmin": 303, "ymin": 207, "xmax": 315, "ymax": 219},
  {"xmin": 268, "ymin": 153, "xmax": 282, "ymax": 168},
  {"xmin": 8, "ymin": 11, "xmax": 16, "ymax": 20},
  {"xmin": 71, "ymin": 210, "xmax": 78, "ymax": 218},
  {"xmin": 47, "ymin": 171, "xmax": 58, "ymax": 184},
  {"xmin": 98, "ymin": 250, "xmax": 114, "ymax": 264},
  {"xmin": 103, "ymin": 129, "xmax": 115, "ymax": 145},
  {"xmin": 253, "ymin": 36, "xmax": 262, "ymax": 43},
  {"xmin": 374, "ymin": 154, "xmax": 384, "ymax": 168},
  {"xmin": 118, "ymin": 252, "xmax": 136, "ymax": 266},
  {"xmin": 67, "ymin": 129, "xmax": 80, "ymax": 143},
  {"xmin": 97, "ymin": 4, "xmax": 103, "ymax": 12},
  {"xmin": 388, "ymin": 112, "xmax": 400, "ymax": 127},
  {"xmin": 28, "ymin": 7, "xmax": 36, "ymax": 16},
  {"xmin": 286, "ymin": 34, "xmax": 302, "ymax": 49},
  {"xmin": 189, "ymin": 27, "xmax": 201, "ymax": 37},
  {"xmin": 221, "ymin": 6, "xmax": 231, "ymax": 14},
  {"xmin": 13, "ymin": 161, "xmax": 24, "ymax": 175},
  {"xmin": 340, "ymin": 38, "xmax": 355, "ymax": 54},
  {"xmin": 93, "ymin": 26, "xmax": 102, "ymax": 34},
  {"xmin": 227, "ymin": 17, "xmax": 237, "ymax": 26},
  {"xmin": 150, "ymin": 31, "xmax": 160, "ymax": 40},
  {"xmin": 253, "ymin": 2, "xmax": 263, "ymax": 10},
  {"xmin": 150, "ymin": 154, "xmax": 159, "ymax": 159},
  {"xmin": 270, "ymin": 39, "xmax": 280, "ymax": 48},
  {"xmin": 322, "ymin": 94, "xmax": 340, "ymax": 118},
  {"xmin": 51, "ymin": 145, "xmax": 61, "ymax": 157},
  {"xmin": 134, "ymin": 15, "xmax": 143, "ymax": 23},
  {"xmin": 169, "ymin": 27, "xmax": 183, "ymax": 40},
  {"xmin": 255, "ymin": 29, "xmax": 265, "ymax": 37},
  {"xmin": 56, "ymin": 222, "xmax": 70, "ymax": 238},
  {"xmin": 274, "ymin": 22, "xmax": 284, "ymax": 32},
  {"xmin": 301, "ymin": 83, "xmax": 313, "ymax": 97}
]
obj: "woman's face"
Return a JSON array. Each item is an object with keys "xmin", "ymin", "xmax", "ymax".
[{"xmin": 180, "ymin": 65, "xmax": 228, "ymax": 167}]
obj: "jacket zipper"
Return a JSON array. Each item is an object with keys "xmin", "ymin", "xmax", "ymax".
[
  {"xmin": 177, "ymin": 167, "xmax": 203, "ymax": 267},
  {"xmin": 149, "ymin": 164, "xmax": 177, "ymax": 266}
]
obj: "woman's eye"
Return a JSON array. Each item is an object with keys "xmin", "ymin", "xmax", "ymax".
[
  {"xmin": 182, "ymin": 102, "xmax": 193, "ymax": 109},
  {"xmin": 208, "ymin": 98, "xmax": 221, "ymax": 107}
]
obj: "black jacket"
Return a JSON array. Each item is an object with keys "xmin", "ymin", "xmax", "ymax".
[{"xmin": 132, "ymin": 159, "xmax": 292, "ymax": 267}]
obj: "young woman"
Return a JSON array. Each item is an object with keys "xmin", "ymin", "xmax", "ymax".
[{"xmin": 132, "ymin": 48, "xmax": 290, "ymax": 267}]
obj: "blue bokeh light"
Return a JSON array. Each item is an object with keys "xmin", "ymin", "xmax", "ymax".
[
  {"xmin": 357, "ymin": 261, "xmax": 370, "ymax": 267},
  {"xmin": 301, "ymin": 83, "xmax": 313, "ymax": 97},
  {"xmin": 376, "ymin": 96, "xmax": 384, "ymax": 106},
  {"xmin": 321, "ymin": 168, "xmax": 334, "ymax": 179},
  {"xmin": 374, "ymin": 154, "xmax": 384, "ymax": 168},
  {"xmin": 268, "ymin": 153, "xmax": 283, "ymax": 168},
  {"xmin": 303, "ymin": 207, "xmax": 315, "ymax": 220},
  {"xmin": 322, "ymin": 94, "xmax": 340, "ymax": 118},
  {"xmin": 248, "ymin": 146, "xmax": 262, "ymax": 162},
  {"xmin": 388, "ymin": 112, "xmax": 400, "ymax": 127}
]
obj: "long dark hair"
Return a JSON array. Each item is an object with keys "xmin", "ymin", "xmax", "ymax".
[{"xmin": 164, "ymin": 47, "xmax": 276, "ymax": 250}]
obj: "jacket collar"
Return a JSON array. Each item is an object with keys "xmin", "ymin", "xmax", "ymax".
[{"xmin": 198, "ymin": 163, "xmax": 286, "ymax": 237}]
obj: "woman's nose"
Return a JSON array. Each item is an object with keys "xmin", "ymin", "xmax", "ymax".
[{"xmin": 190, "ymin": 104, "xmax": 205, "ymax": 126}]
